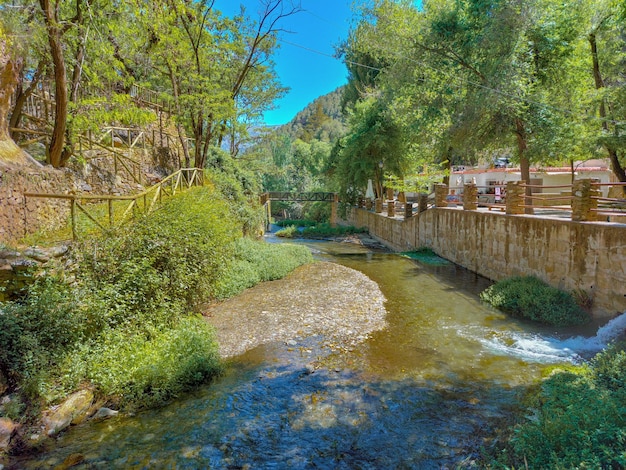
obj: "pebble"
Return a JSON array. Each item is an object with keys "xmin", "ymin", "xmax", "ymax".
[{"xmin": 205, "ymin": 262, "xmax": 387, "ymax": 360}]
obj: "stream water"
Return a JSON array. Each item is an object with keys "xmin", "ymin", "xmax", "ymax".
[{"xmin": 12, "ymin": 235, "xmax": 624, "ymax": 469}]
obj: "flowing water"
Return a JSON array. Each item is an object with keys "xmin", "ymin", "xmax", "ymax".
[{"xmin": 12, "ymin": 236, "xmax": 625, "ymax": 469}]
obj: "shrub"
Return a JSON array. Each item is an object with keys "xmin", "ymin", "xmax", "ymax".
[
  {"xmin": 275, "ymin": 219, "xmax": 317, "ymax": 228},
  {"xmin": 0, "ymin": 278, "xmax": 88, "ymax": 397},
  {"xmin": 275, "ymin": 225, "xmax": 298, "ymax": 238},
  {"xmin": 480, "ymin": 276, "xmax": 590, "ymax": 326},
  {"xmin": 498, "ymin": 345, "xmax": 626, "ymax": 468},
  {"xmin": 212, "ymin": 237, "xmax": 312, "ymax": 300},
  {"xmin": 301, "ymin": 223, "xmax": 367, "ymax": 238},
  {"xmin": 66, "ymin": 316, "xmax": 222, "ymax": 409}
]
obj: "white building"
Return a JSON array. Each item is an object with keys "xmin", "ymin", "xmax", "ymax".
[{"xmin": 450, "ymin": 159, "xmax": 614, "ymax": 205}]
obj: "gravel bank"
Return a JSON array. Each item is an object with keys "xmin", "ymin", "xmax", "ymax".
[{"xmin": 204, "ymin": 261, "xmax": 387, "ymax": 359}]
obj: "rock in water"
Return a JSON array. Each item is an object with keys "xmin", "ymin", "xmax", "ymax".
[
  {"xmin": 43, "ymin": 389, "xmax": 94, "ymax": 436},
  {"xmin": 92, "ymin": 407, "xmax": 119, "ymax": 420}
]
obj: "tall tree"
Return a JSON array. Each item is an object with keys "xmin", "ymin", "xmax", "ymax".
[{"xmin": 587, "ymin": 0, "xmax": 626, "ymax": 183}]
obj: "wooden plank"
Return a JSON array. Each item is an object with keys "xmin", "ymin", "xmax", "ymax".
[{"xmin": 75, "ymin": 202, "xmax": 107, "ymax": 231}]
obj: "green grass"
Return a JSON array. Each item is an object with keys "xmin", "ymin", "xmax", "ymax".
[
  {"xmin": 301, "ymin": 223, "xmax": 368, "ymax": 238},
  {"xmin": 480, "ymin": 276, "xmax": 591, "ymax": 326},
  {"xmin": 275, "ymin": 225, "xmax": 299, "ymax": 238},
  {"xmin": 275, "ymin": 219, "xmax": 317, "ymax": 228},
  {"xmin": 212, "ymin": 237, "xmax": 312, "ymax": 299}
]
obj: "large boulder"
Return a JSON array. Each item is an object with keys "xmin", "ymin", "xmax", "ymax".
[{"xmin": 43, "ymin": 389, "xmax": 94, "ymax": 436}]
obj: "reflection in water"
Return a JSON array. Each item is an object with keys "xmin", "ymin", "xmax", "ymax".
[{"xmin": 13, "ymin": 237, "xmax": 617, "ymax": 469}]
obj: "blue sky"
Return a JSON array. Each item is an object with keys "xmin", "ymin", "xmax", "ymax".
[{"xmin": 218, "ymin": 0, "xmax": 354, "ymax": 126}]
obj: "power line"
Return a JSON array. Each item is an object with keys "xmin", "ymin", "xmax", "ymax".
[{"xmin": 277, "ymin": 37, "xmax": 381, "ymax": 72}]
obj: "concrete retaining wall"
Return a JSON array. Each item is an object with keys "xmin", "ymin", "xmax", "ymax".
[{"xmin": 347, "ymin": 207, "xmax": 626, "ymax": 318}]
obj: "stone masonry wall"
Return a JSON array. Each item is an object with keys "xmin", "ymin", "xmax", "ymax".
[
  {"xmin": 0, "ymin": 166, "xmax": 74, "ymax": 244},
  {"xmin": 346, "ymin": 207, "xmax": 626, "ymax": 318}
]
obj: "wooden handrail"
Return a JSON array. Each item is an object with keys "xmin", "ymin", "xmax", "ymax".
[{"xmin": 24, "ymin": 168, "xmax": 204, "ymax": 239}]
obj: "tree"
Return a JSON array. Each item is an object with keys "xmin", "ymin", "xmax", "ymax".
[
  {"xmin": 126, "ymin": 0, "xmax": 296, "ymax": 169},
  {"xmin": 586, "ymin": 0, "xmax": 626, "ymax": 184},
  {"xmin": 0, "ymin": 13, "xmax": 36, "ymax": 166}
]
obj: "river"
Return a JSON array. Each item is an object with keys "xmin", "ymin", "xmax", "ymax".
[{"xmin": 11, "ymin": 235, "xmax": 620, "ymax": 469}]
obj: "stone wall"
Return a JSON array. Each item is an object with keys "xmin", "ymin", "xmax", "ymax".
[
  {"xmin": 346, "ymin": 207, "xmax": 626, "ymax": 318},
  {"xmin": 0, "ymin": 166, "xmax": 73, "ymax": 244}
]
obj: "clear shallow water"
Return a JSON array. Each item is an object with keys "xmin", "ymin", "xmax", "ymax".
[{"xmin": 13, "ymin": 237, "xmax": 624, "ymax": 469}]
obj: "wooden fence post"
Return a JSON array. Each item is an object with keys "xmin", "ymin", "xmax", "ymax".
[{"xmin": 71, "ymin": 198, "xmax": 77, "ymax": 240}]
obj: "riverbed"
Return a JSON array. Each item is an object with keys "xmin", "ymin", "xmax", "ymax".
[{"xmin": 9, "ymin": 235, "xmax": 610, "ymax": 469}]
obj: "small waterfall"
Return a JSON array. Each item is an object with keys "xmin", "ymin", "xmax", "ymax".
[{"xmin": 479, "ymin": 311, "xmax": 626, "ymax": 363}]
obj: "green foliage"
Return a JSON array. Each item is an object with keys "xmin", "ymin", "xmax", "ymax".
[
  {"xmin": 301, "ymin": 224, "xmax": 368, "ymax": 238},
  {"xmin": 78, "ymin": 186, "xmax": 241, "ymax": 317},
  {"xmin": 275, "ymin": 225, "xmax": 298, "ymax": 238},
  {"xmin": 212, "ymin": 237, "xmax": 312, "ymax": 300},
  {"xmin": 275, "ymin": 219, "xmax": 317, "ymax": 228},
  {"xmin": 66, "ymin": 317, "xmax": 222, "ymax": 409},
  {"xmin": 70, "ymin": 94, "xmax": 157, "ymax": 136},
  {"xmin": 0, "ymin": 186, "xmax": 238, "ymax": 406},
  {"xmin": 205, "ymin": 154, "xmax": 264, "ymax": 236},
  {"xmin": 399, "ymin": 248, "xmax": 450, "ymax": 266},
  {"xmin": 302, "ymin": 201, "xmax": 331, "ymax": 223},
  {"xmin": 495, "ymin": 344, "xmax": 626, "ymax": 468},
  {"xmin": 480, "ymin": 276, "xmax": 590, "ymax": 326}
]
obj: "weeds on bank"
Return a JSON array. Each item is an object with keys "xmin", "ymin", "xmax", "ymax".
[
  {"xmin": 0, "ymin": 185, "xmax": 311, "ymax": 414},
  {"xmin": 480, "ymin": 276, "xmax": 590, "ymax": 326},
  {"xmin": 486, "ymin": 344, "xmax": 626, "ymax": 469},
  {"xmin": 213, "ymin": 237, "xmax": 312, "ymax": 300},
  {"xmin": 275, "ymin": 221, "xmax": 367, "ymax": 238}
]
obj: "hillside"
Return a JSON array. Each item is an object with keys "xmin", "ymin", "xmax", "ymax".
[{"xmin": 280, "ymin": 86, "xmax": 346, "ymax": 143}]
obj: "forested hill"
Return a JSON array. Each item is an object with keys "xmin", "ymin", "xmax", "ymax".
[{"xmin": 280, "ymin": 86, "xmax": 346, "ymax": 143}]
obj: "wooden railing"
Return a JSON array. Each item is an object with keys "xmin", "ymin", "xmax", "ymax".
[{"xmin": 24, "ymin": 168, "xmax": 204, "ymax": 240}]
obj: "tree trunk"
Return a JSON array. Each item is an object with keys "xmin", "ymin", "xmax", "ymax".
[
  {"xmin": 589, "ymin": 32, "xmax": 626, "ymax": 183},
  {"xmin": 0, "ymin": 56, "xmax": 19, "ymax": 141},
  {"xmin": 40, "ymin": 0, "xmax": 69, "ymax": 168},
  {"xmin": 0, "ymin": 36, "xmax": 29, "ymax": 165},
  {"xmin": 9, "ymin": 61, "xmax": 44, "ymax": 140},
  {"xmin": 515, "ymin": 118, "xmax": 533, "ymax": 214}
]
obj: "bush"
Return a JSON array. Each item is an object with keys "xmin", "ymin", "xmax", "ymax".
[
  {"xmin": 301, "ymin": 223, "xmax": 367, "ymax": 238},
  {"xmin": 275, "ymin": 219, "xmax": 317, "ymax": 228},
  {"xmin": 65, "ymin": 317, "xmax": 222, "ymax": 409},
  {"xmin": 480, "ymin": 276, "xmax": 590, "ymax": 326},
  {"xmin": 495, "ymin": 345, "xmax": 626, "ymax": 469},
  {"xmin": 212, "ymin": 237, "xmax": 312, "ymax": 300},
  {"xmin": 275, "ymin": 225, "xmax": 298, "ymax": 238}
]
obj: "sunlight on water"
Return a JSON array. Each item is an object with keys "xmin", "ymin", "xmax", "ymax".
[{"xmin": 11, "ymin": 235, "xmax": 617, "ymax": 469}]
